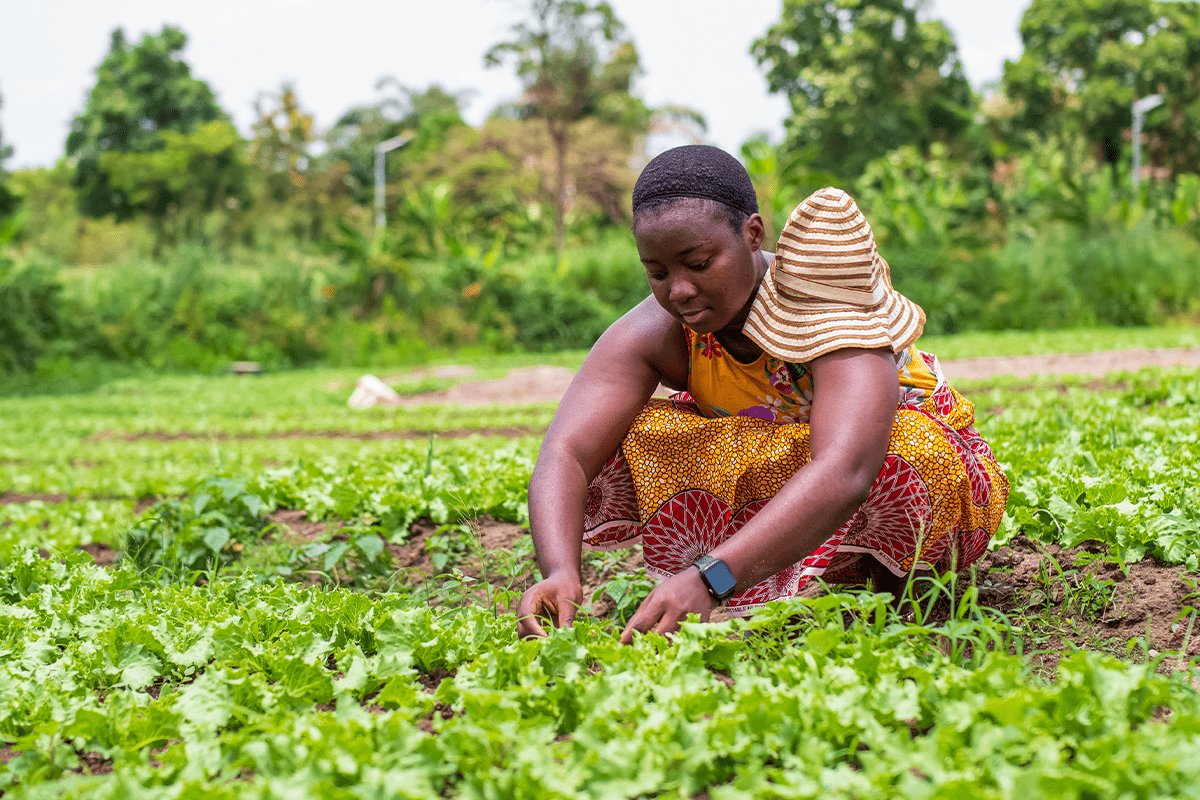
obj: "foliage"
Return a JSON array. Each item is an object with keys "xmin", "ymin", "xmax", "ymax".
[
  {"xmin": 326, "ymin": 81, "xmax": 469, "ymax": 205},
  {"xmin": 753, "ymin": 0, "xmax": 977, "ymax": 181},
  {"xmin": 4, "ymin": 163, "xmax": 155, "ymax": 263},
  {"xmin": 740, "ymin": 134, "xmax": 840, "ymax": 241},
  {"xmin": 0, "ymin": 255, "xmax": 75, "ymax": 374},
  {"xmin": 1002, "ymin": 0, "xmax": 1200, "ymax": 174},
  {"xmin": 66, "ymin": 26, "xmax": 227, "ymax": 221},
  {"xmin": 485, "ymin": 0, "xmax": 649, "ymax": 251},
  {"xmin": 591, "ymin": 567, "xmax": 656, "ymax": 624},
  {"xmin": 0, "ymin": 82, "xmax": 12, "ymax": 172},
  {"xmin": 993, "ymin": 369, "xmax": 1200, "ymax": 571},
  {"xmin": 3, "ymin": 341, "xmax": 1200, "ymax": 793},
  {"xmin": 124, "ymin": 477, "xmax": 269, "ymax": 577},
  {"xmin": 0, "ymin": 553, "xmax": 1198, "ymax": 796},
  {"xmin": 393, "ymin": 115, "xmax": 640, "ymax": 253},
  {"xmin": 0, "ymin": 83, "xmax": 18, "ymax": 220},
  {"xmin": 97, "ymin": 121, "xmax": 248, "ymax": 255},
  {"xmin": 247, "ymin": 83, "xmax": 354, "ymax": 248}
]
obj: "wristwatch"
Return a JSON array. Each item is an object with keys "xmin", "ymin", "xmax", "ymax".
[{"xmin": 693, "ymin": 555, "xmax": 737, "ymax": 602}]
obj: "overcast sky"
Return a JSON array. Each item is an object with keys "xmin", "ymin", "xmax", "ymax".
[{"xmin": 0, "ymin": 0, "xmax": 1031, "ymax": 170}]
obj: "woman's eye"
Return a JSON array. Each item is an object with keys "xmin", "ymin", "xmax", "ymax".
[
  {"xmin": 648, "ymin": 272, "xmax": 667, "ymax": 282},
  {"xmin": 687, "ymin": 259, "xmax": 711, "ymax": 271}
]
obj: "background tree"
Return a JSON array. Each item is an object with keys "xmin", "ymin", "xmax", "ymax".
[
  {"xmin": 1003, "ymin": 0, "xmax": 1200, "ymax": 177},
  {"xmin": 0, "ymin": 84, "xmax": 20, "ymax": 220},
  {"xmin": 251, "ymin": 83, "xmax": 316, "ymax": 205},
  {"xmin": 0, "ymin": 84, "xmax": 12, "ymax": 174},
  {"xmin": 326, "ymin": 81, "xmax": 469, "ymax": 205},
  {"xmin": 485, "ymin": 0, "xmax": 649, "ymax": 252},
  {"xmin": 250, "ymin": 83, "xmax": 352, "ymax": 245},
  {"xmin": 753, "ymin": 0, "xmax": 976, "ymax": 181},
  {"xmin": 66, "ymin": 26, "xmax": 226, "ymax": 220},
  {"xmin": 98, "ymin": 120, "xmax": 247, "ymax": 254}
]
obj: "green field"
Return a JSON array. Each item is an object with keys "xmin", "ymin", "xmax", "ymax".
[{"xmin": 2, "ymin": 327, "xmax": 1199, "ymax": 797}]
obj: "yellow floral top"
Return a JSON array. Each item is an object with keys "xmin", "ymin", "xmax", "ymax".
[{"xmin": 683, "ymin": 327, "xmax": 940, "ymax": 424}]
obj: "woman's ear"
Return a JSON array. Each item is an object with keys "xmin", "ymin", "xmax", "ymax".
[{"xmin": 743, "ymin": 213, "xmax": 766, "ymax": 251}]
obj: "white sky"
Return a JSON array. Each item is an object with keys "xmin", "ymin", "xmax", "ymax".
[{"xmin": 0, "ymin": 0, "xmax": 1030, "ymax": 170}]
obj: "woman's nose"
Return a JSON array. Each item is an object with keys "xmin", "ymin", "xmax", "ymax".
[{"xmin": 668, "ymin": 276, "xmax": 698, "ymax": 303}]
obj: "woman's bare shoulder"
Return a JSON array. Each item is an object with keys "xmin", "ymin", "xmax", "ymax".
[{"xmin": 585, "ymin": 296, "xmax": 688, "ymax": 390}]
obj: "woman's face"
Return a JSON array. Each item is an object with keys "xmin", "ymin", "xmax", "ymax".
[{"xmin": 634, "ymin": 201, "xmax": 767, "ymax": 336}]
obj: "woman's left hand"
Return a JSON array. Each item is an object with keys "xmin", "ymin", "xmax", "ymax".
[{"xmin": 620, "ymin": 566, "xmax": 719, "ymax": 645}]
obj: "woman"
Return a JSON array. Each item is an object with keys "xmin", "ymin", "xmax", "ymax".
[{"xmin": 516, "ymin": 145, "xmax": 1007, "ymax": 643}]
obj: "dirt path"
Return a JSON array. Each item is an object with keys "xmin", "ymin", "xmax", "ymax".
[
  {"xmin": 940, "ymin": 347, "xmax": 1200, "ymax": 381},
  {"xmin": 399, "ymin": 347, "xmax": 1200, "ymax": 406}
]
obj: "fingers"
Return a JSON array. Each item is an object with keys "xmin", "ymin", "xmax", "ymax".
[
  {"xmin": 517, "ymin": 580, "xmax": 582, "ymax": 638},
  {"xmin": 517, "ymin": 615, "xmax": 548, "ymax": 638},
  {"xmin": 621, "ymin": 594, "xmax": 666, "ymax": 645},
  {"xmin": 559, "ymin": 596, "xmax": 579, "ymax": 629},
  {"xmin": 517, "ymin": 589, "xmax": 553, "ymax": 638},
  {"xmin": 620, "ymin": 575, "xmax": 714, "ymax": 644}
]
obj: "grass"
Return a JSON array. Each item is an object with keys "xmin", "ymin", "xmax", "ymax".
[
  {"xmin": 917, "ymin": 325, "xmax": 1200, "ymax": 360},
  {"xmin": 1, "ymin": 324, "xmax": 1197, "ymax": 508}
]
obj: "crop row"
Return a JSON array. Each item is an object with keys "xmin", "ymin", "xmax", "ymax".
[
  {"xmin": 7, "ymin": 370, "xmax": 1200, "ymax": 572},
  {"xmin": 1, "ymin": 551, "xmax": 1198, "ymax": 798}
]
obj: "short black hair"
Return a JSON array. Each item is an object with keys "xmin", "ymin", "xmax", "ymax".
[
  {"xmin": 632, "ymin": 144, "xmax": 758, "ymax": 236},
  {"xmin": 632, "ymin": 195, "xmax": 751, "ymax": 237}
]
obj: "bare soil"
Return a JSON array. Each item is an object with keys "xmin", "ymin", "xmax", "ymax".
[
  {"xmin": 0, "ymin": 492, "xmax": 157, "ymax": 511},
  {"xmin": 393, "ymin": 348, "xmax": 1200, "ymax": 407},
  {"xmin": 86, "ymin": 426, "xmax": 541, "ymax": 443},
  {"xmin": 76, "ymin": 542, "xmax": 116, "ymax": 567},
  {"xmin": 941, "ymin": 347, "xmax": 1200, "ymax": 382},
  {"xmin": 0, "ymin": 491, "xmax": 69, "ymax": 505}
]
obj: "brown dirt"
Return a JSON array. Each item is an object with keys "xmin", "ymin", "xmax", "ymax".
[
  {"xmin": 87, "ymin": 426, "xmax": 542, "ymax": 443},
  {"xmin": 973, "ymin": 536, "xmax": 1200, "ymax": 660},
  {"xmin": 0, "ymin": 491, "xmax": 70, "ymax": 505},
  {"xmin": 74, "ymin": 751, "xmax": 113, "ymax": 776},
  {"xmin": 77, "ymin": 542, "xmax": 116, "ymax": 567},
  {"xmin": 266, "ymin": 508, "xmax": 333, "ymax": 542},
  {"xmin": 386, "ymin": 516, "xmax": 642, "ymax": 616},
  {"xmin": 942, "ymin": 347, "xmax": 1200, "ymax": 382},
  {"xmin": 395, "ymin": 366, "xmax": 578, "ymax": 407},
  {"xmin": 0, "ymin": 492, "xmax": 158, "ymax": 510},
  {"xmin": 390, "ymin": 348, "xmax": 1200, "ymax": 408}
]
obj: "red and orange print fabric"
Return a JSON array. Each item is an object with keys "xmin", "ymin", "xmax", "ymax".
[{"xmin": 581, "ymin": 328, "xmax": 1009, "ymax": 615}]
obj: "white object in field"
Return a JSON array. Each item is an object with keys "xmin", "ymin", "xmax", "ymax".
[{"xmin": 348, "ymin": 374, "xmax": 402, "ymax": 409}]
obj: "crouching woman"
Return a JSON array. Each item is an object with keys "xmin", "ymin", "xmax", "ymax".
[{"xmin": 516, "ymin": 145, "xmax": 1008, "ymax": 642}]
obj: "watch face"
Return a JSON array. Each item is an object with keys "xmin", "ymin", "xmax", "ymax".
[{"xmin": 703, "ymin": 559, "xmax": 737, "ymax": 599}]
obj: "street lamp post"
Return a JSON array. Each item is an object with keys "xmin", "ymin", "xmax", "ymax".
[
  {"xmin": 374, "ymin": 132, "xmax": 414, "ymax": 230},
  {"xmin": 1131, "ymin": 94, "xmax": 1164, "ymax": 189}
]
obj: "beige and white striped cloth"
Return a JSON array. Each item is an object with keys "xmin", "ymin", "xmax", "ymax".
[{"xmin": 745, "ymin": 187, "xmax": 926, "ymax": 363}]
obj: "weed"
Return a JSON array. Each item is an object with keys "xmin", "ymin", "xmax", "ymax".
[{"xmin": 591, "ymin": 568, "xmax": 657, "ymax": 626}]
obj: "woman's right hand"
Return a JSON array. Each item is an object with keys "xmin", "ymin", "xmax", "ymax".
[{"xmin": 516, "ymin": 572, "xmax": 584, "ymax": 638}]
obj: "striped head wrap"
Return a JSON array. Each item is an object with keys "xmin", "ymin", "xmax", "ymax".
[{"xmin": 744, "ymin": 187, "xmax": 926, "ymax": 363}]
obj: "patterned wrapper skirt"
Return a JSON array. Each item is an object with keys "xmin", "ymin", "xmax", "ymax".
[{"xmin": 582, "ymin": 384, "xmax": 1009, "ymax": 616}]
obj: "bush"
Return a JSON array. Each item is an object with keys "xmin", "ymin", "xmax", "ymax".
[
  {"xmin": 888, "ymin": 224, "xmax": 1200, "ymax": 334},
  {"xmin": 0, "ymin": 255, "xmax": 77, "ymax": 374}
]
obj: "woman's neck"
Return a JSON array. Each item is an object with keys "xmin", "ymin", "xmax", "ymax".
[{"xmin": 716, "ymin": 250, "xmax": 772, "ymax": 364}]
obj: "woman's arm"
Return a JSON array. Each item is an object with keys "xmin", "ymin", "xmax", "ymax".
[
  {"xmin": 620, "ymin": 346, "xmax": 899, "ymax": 643},
  {"xmin": 517, "ymin": 297, "xmax": 687, "ymax": 638}
]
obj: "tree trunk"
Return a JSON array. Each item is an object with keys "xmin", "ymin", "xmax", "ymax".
[{"xmin": 551, "ymin": 121, "xmax": 568, "ymax": 255}]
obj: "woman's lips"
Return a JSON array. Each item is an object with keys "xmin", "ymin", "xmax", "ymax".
[{"xmin": 680, "ymin": 308, "xmax": 707, "ymax": 323}]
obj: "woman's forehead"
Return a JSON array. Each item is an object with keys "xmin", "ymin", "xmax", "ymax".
[
  {"xmin": 634, "ymin": 207, "xmax": 731, "ymax": 262},
  {"xmin": 634, "ymin": 199, "xmax": 727, "ymax": 238}
]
